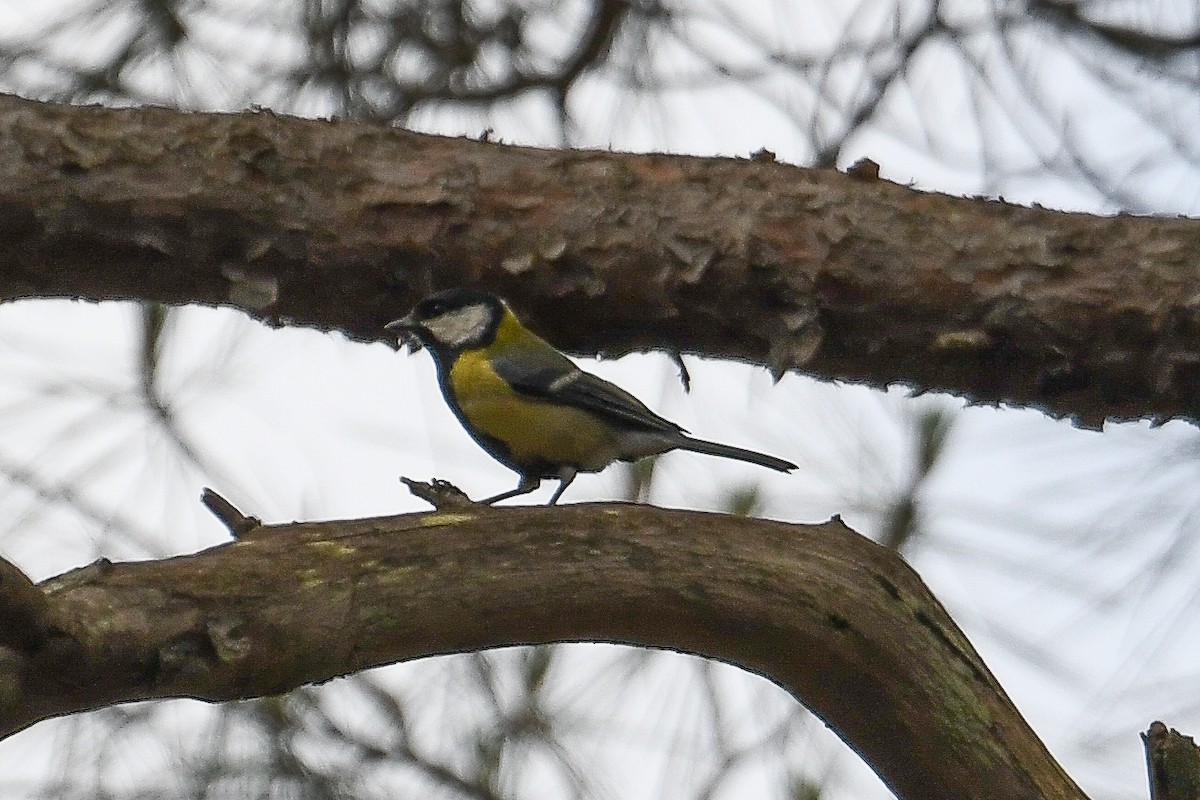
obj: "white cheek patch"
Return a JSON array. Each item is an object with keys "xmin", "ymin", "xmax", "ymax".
[{"xmin": 425, "ymin": 303, "xmax": 492, "ymax": 349}]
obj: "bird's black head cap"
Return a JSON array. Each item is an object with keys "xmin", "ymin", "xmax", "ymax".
[{"xmin": 387, "ymin": 288, "xmax": 505, "ymax": 354}]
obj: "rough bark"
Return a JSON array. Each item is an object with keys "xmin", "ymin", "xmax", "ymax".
[
  {"xmin": 0, "ymin": 499, "xmax": 1086, "ymax": 800},
  {"xmin": 1, "ymin": 94, "xmax": 1198, "ymax": 427},
  {"xmin": 1144, "ymin": 721, "xmax": 1200, "ymax": 800}
]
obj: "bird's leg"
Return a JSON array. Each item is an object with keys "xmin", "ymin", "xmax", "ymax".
[
  {"xmin": 547, "ymin": 467, "xmax": 578, "ymax": 505},
  {"xmin": 482, "ymin": 476, "xmax": 541, "ymax": 505}
]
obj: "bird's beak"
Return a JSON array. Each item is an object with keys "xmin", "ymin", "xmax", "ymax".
[
  {"xmin": 385, "ymin": 314, "xmax": 424, "ymax": 352},
  {"xmin": 384, "ymin": 314, "xmax": 416, "ymax": 334}
]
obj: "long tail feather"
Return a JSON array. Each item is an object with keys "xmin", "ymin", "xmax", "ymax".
[{"xmin": 677, "ymin": 436, "xmax": 795, "ymax": 472}]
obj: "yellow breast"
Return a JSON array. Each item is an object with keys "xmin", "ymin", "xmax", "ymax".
[{"xmin": 448, "ymin": 349, "xmax": 620, "ymax": 473}]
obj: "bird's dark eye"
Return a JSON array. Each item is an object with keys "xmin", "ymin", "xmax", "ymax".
[{"xmin": 419, "ymin": 299, "xmax": 445, "ymax": 317}]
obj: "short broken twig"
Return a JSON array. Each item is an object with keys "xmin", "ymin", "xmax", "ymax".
[
  {"xmin": 201, "ymin": 488, "xmax": 261, "ymax": 539},
  {"xmin": 1144, "ymin": 721, "xmax": 1200, "ymax": 800},
  {"xmin": 400, "ymin": 477, "xmax": 478, "ymax": 511}
]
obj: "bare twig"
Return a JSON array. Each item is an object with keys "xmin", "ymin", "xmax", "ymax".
[{"xmin": 200, "ymin": 488, "xmax": 261, "ymax": 539}]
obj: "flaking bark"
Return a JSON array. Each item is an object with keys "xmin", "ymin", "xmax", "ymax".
[{"xmin": 1, "ymin": 94, "xmax": 1198, "ymax": 426}]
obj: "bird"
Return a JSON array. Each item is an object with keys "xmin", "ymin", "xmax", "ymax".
[{"xmin": 386, "ymin": 288, "xmax": 796, "ymax": 505}]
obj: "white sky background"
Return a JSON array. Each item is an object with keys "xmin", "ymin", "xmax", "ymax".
[{"xmin": 2, "ymin": 1, "xmax": 1200, "ymax": 799}]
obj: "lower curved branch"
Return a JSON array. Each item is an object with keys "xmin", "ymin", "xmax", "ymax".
[{"xmin": 2, "ymin": 504, "xmax": 1085, "ymax": 800}]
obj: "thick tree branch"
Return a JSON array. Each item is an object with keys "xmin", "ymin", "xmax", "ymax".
[
  {"xmin": 0, "ymin": 502, "xmax": 1085, "ymax": 800},
  {"xmin": 3, "ymin": 94, "xmax": 1198, "ymax": 426}
]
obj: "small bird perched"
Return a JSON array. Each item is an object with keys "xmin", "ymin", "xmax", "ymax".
[{"xmin": 386, "ymin": 288, "xmax": 796, "ymax": 504}]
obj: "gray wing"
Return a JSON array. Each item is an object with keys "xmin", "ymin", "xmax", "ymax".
[{"xmin": 490, "ymin": 351, "xmax": 684, "ymax": 435}]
